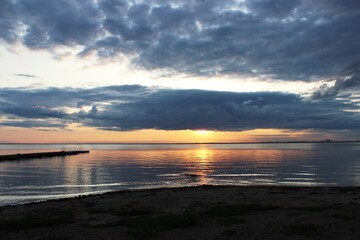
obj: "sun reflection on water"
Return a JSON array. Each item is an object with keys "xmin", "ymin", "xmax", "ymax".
[
  {"xmin": 183, "ymin": 147, "xmax": 215, "ymax": 185},
  {"xmin": 195, "ymin": 148, "xmax": 212, "ymax": 162}
]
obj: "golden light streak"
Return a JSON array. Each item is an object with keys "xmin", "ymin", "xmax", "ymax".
[{"xmin": 195, "ymin": 130, "xmax": 212, "ymax": 136}]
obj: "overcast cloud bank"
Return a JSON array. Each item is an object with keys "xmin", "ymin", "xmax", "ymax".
[
  {"xmin": 0, "ymin": 85, "xmax": 359, "ymax": 131},
  {"xmin": 1, "ymin": 0, "xmax": 360, "ymax": 87}
]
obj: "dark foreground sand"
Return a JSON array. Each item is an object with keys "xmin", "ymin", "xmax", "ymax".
[{"xmin": 1, "ymin": 186, "xmax": 360, "ymax": 240}]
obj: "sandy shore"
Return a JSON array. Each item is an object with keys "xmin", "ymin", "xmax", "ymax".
[{"xmin": 1, "ymin": 185, "xmax": 359, "ymax": 240}]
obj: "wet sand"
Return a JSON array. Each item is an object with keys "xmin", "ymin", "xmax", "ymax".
[{"xmin": 1, "ymin": 185, "xmax": 359, "ymax": 240}]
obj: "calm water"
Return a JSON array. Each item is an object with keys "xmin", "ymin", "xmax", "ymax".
[{"xmin": 0, "ymin": 143, "xmax": 360, "ymax": 206}]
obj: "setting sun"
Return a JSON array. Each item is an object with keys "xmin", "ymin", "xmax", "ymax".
[{"xmin": 195, "ymin": 130, "xmax": 212, "ymax": 136}]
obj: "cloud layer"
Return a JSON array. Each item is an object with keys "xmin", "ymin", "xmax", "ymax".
[
  {"xmin": 0, "ymin": 85, "xmax": 359, "ymax": 131},
  {"xmin": 1, "ymin": 1, "xmax": 359, "ymax": 135},
  {"xmin": 1, "ymin": 0, "xmax": 360, "ymax": 82}
]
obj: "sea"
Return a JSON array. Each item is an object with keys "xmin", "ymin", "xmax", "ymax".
[{"xmin": 0, "ymin": 143, "xmax": 360, "ymax": 206}]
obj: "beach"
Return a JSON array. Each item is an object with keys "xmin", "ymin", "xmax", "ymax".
[{"xmin": 1, "ymin": 185, "xmax": 359, "ymax": 240}]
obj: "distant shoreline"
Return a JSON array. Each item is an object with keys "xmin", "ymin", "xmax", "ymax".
[{"xmin": 0, "ymin": 140, "xmax": 359, "ymax": 145}]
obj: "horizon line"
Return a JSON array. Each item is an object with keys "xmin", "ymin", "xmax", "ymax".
[{"xmin": 0, "ymin": 140, "xmax": 359, "ymax": 145}]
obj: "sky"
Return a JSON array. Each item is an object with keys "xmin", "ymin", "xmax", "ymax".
[{"xmin": 0, "ymin": 0, "xmax": 360, "ymax": 143}]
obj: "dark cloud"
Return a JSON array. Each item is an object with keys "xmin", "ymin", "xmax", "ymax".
[
  {"xmin": 312, "ymin": 62, "xmax": 360, "ymax": 99},
  {"xmin": 0, "ymin": 104, "xmax": 66, "ymax": 119},
  {"xmin": 246, "ymin": 0, "xmax": 301, "ymax": 18},
  {"xmin": 0, "ymin": 85, "xmax": 359, "ymax": 131},
  {"xmin": 0, "ymin": 120, "xmax": 66, "ymax": 129},
  {"xmin": 0, "ymin": 0, "xmax": 19, "ymax": 43},
  {"xmin": 13, "ymin": 74, "xmax": 37, "ymax": 78},
  {"xmin": 1, "ymin": 0, "xmax": 359, "ymax": 82},
  {"xmin": 1, "ymin": 0, "xmax": 101, "ymax": 48}
]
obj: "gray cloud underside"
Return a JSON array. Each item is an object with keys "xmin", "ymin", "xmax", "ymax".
[
  {"xmin": 1, "ymin": 0, "xmax": 360, "ymax": 83},
  {"xmin": 0, "ymin": 120, "xmax": 66, "ymax": 128},
  {"xmin": 0, "ymin": 85, "xmax": 359, "ymax": 131},
  {"xmin": 312, "ymin": 62, "xmax": 360, "ymax": 99},
  {"xmin": 13, "ymin": 73, "xmax": 37, "ymax": 78}
]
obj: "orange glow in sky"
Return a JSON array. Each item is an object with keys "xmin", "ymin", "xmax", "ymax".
[{"xmin": 0, "ymin": 125, "xmax": 330, "ymax": 143}]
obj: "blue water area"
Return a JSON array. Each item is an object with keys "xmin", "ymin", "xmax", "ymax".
[{"xmin": 0, "ymin": 143, "xmax": 360, "ymax": 206}]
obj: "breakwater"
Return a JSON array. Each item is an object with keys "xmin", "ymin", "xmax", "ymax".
[{"xmin": 0, "ymin": 150, "xmax": 89, "ymax": 161}]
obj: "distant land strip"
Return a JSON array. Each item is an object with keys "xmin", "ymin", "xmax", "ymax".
[
  {"xmin": 0, "ymin": 151, "xmax": 90, "ymax": 161},
  {"xmin": 0, "ymin": 140, "xmax": 359, "ymax": 145}
]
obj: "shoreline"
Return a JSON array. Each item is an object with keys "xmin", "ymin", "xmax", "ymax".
[
  {"xmin": 1, "ymin": 184, "xmax": 359, "ymax": 207},
  {"xmin": 1, "ymin": 185, "xmax": 359, "ymax": 239},
  {"xmin": 1, "ymin": 184, "xmax": 357, "ymax": 208}
]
